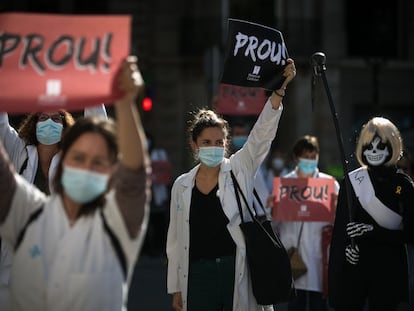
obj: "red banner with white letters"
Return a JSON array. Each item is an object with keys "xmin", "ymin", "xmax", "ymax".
[
  {"xmin": 0, "ymin": 13, "xmax": 130, "ymax": 113},
  {"xmin": 272, "ymin": 177, "xmax": 336, "ymax": 222}
]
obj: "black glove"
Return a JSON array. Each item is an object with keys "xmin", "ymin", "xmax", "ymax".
[
  {"xmin": 345, "ymin": 244, "xmax": 359, "ymax": 265},
  {"xmin": 346, "ymin": 222, "xmax": 373, "ymax": 238}
]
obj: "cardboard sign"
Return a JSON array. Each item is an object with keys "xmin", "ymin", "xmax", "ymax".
[
  {"xmin": 273, "ymin": 177, "xmax": 336, "ymax": 222},
  {"xmin": 221, "ymin": 19, "xmax": 289, "ymax": 91},
  {"xmin": 213, "ymin": 83, "xmax": 267, "ymax": 115},
  {"xmin": 0, "ymin": 13, "xmax": 130, "ymax": 113}
]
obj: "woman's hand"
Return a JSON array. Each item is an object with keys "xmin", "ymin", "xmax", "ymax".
[
  {"xmin": 116, "ymin": 56, "xmax": 145, "ymax": 105},
  {"xmin": 271, "ymin": 58, "xmax": 296, "ymax": 109},
  {"xmin": 281, "ymin": 58, "xmax": 296, "ymax": 88},
  {"xmin": 172, "ymin": 292, "xmax": 183, "ymax": 311}
]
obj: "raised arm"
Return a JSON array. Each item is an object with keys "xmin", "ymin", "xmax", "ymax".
[
  {"xmin": 115, "ymin": 56, "xmax": 148, "ymax": 170},
  {"xmin": 111, "ymin": 56, "xmax": 151, "ymax": 239}
]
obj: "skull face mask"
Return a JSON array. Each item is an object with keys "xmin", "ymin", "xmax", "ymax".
[{"xmin": 362, "ymin": 136, "xmax": 391, "ymax": 166}]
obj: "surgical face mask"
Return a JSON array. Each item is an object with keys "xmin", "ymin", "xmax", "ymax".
[
  {"xmin": 198, "ymin": 146, "xmax": 225, "ymax": 167},
  {"xmin": 231, "ymin": 136, "xmax": 248, "ymax": 149},
  {"xmin": 36, "ymin": 119, "xmax": 63, "ymax": 145},
  {"xmin": 61, "ymin": 165, "xmax": 109, "ymax": 204},
  {"xmin": 297, "ymin": 157, "xmax": 318, "ymax": 175},
  {"xmin": 272, "ymin": 158, "xmax": 285, "ymax": 170}
]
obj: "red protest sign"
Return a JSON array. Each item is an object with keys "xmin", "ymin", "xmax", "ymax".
[
  {"xmin": 213, "ymin": 83, "xmax": 267, "ymax": 115},
  {"xmin": 272, "ymin": 177, "xmax": 336, "ymax": 222},
  {"xmin": 0, "ymin": 13, "xmax": 130, "ymax": 113}
]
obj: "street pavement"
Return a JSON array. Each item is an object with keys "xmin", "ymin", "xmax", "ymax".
[{"xmin": 128, "ymin": 254, "xmax": 173, "ymax": 311}]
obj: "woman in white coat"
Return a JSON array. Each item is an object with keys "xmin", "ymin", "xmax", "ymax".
[
  {"xmin": 0, "ymin": 57, "xmax": 150, "ymax": 311},
  {"xmin": 166, "ymin": 59, "xmax": 296, "ymax": 311}
]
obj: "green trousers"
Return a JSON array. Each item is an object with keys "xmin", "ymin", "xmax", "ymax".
[{"xmin": 187, "ymin": 256, "xmax": 236, "ymax": 311}]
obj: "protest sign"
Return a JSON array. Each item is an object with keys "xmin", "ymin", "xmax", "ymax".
[
  {"xmin": 273, "ymin": 177, "xmax": 336, "ymax": 222},
  {"xmin": 220, "ymin": 18, "xmax": 289, "ymax": 91},
  {"xmin": 0, "ymin": 13, "xmax": 130, "ymax": 113},
  {"xmin": 213, "ymin": 83, "xmax": 267, "ymax": 115}
]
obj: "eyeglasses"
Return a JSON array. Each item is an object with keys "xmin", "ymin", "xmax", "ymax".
[{"xmin": 38, "ymin": 113, "xmax": 63, "ymax": 123}]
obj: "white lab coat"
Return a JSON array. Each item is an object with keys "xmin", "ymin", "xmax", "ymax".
[
  {"xmin": 0, "ymin": 174, "xmax": 143, "ymax": 311},
  {"xmin": 166, "ymin": 100, "xmax": 282, "ymax": 311},
  {"xmin": 0, "ymin": 240, "xmax": 12, "ymax": 310}
]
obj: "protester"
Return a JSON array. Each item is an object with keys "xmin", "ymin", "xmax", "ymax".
[
  {"xmin": 166, "ymin": 58, "xmax": 296, "ymax": 311},
  {"xmin": 263, "ymin": 148, "xmax": 290, "ymax": 192},
  {"xmin": 328, "ymin": 117, "xmax": 414, "ymax": 310},
  {"xmin": 0, "ymin": 104, "xmax": 108, "ymax": 194},
  {"xmin": 0, "ymin": 110, "xmax": 74, "ymax": 194},
  {"xmin": 275, "ymin": 135, "xmax": 339, "ymax": 311},
  {"xmin": 0, "ymin": 56, "xmax": 150, "ymax": 310},
  {"xmin": 0, "ymin": 96, "xmax": 108, "ymax": 310}
]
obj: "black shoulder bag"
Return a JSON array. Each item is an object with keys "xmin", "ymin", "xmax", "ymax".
[{"xmin": 230, "ymin": 170, "xmax": 294, "ymax": 305}]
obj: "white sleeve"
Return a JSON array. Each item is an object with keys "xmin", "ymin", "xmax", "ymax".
[
  {"xmin": 231, "ymin": 99, "xmax": 283, "ymax": 175},
  {"xmin": 0, "ymin": 174, "xmax": 47, "ymax": 247},
  {"xmin": 166, "ymin": 181, "xmax": 180, "ymax": 293},
  {"xmin": 0, "ymin": 113, "xmax": 26, "ymax": 163}
]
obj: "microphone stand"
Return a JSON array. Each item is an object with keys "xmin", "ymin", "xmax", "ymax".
[{"xmin": 311, "ymin": 52, "xmax": 355, "ymax": 246}]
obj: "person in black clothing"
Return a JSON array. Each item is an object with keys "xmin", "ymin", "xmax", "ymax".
[{"xmin": 328, "ymin": 116, "xmax": 414, "ymax": 311}]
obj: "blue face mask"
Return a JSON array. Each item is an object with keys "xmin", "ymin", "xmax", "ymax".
[
  {"xmin": 297, "ymin": 158, "xmax": 318, "ymax": 175},
  {"xmin": 61, "ymin": 165, "xmax": 109, "ymax": 204},
  {"xmin": 36, "ymin": 119, "xmax": 63, "ymax": 145},
  {"xmin": 231, "ymin": 136, "xmax": 248, "ymax": 149},
  {"xmin": 198, "ymin": 147, "xmax": 225, "ymax": 167}
]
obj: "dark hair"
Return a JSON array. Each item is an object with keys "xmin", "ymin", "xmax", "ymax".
[
  {"xmin": 292, "ymin": 135, "xmax": 319, "ymax": 158},
  {"xmin": 53, "ymin": 116, "xmax": 118, "ymax": 216},
  {"xmin": 18, "ymin": 110, "xmax": 75, "ymax": 146},
  {"xmin": 188, "ymin": 109, "xmax": 229, "ymax": 143}
]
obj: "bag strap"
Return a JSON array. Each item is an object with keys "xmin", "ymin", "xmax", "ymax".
[
  {"xmin": 230, "ymin": 170, "xmax": 284, "ymax": 248},
  {"xmin": 253, "ymin": 188, "xmax": 267, "ymax": 216},
  {"xmin": 100, "ymin": 210, "xmax": 127, "ymax": 280},
  {"xmin": 230, "ymin": 170, "xmax": 256, "ymax": 223},
  {"xmin": 18, "ymin": 156, "xmax": 29, "ymax": 175},
  {"xmin": 296, "ymin": 222, "xmax": 304, "ymax": 248},
  {"xmin": 15, "ymin": 205, "xmax": 44, "ymax": 251}
]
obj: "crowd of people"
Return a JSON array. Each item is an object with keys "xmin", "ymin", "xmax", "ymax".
[{"xmin": 1, "ymin": 50, "xmax": 414, "ymax": 311}]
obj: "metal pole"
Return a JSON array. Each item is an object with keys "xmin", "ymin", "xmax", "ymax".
[{"xmin": 311, "ymin": 52, "xmax": 355, "ymax": 245}]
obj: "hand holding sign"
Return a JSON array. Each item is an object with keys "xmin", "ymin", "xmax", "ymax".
[
  {"xmin": 270, "ymin": 58, "xmax": 296, "ymax": 110},
  {"xmin": 115, "ymin": 56, "xmax": 145, "ymax": 105}
]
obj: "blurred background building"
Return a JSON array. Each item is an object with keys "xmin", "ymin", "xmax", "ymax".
[{"xmin": 2, "ymin": 0, "xmax": 414, "ymax": 178}]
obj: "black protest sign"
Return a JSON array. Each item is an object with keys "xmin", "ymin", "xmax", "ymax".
[{"xmin": 221, "ymin": 19, "xmax": 289, "ymax": 91}]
